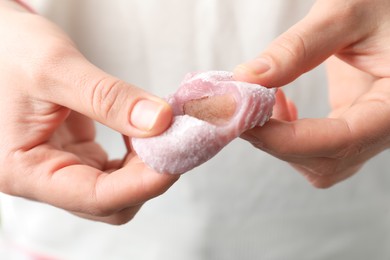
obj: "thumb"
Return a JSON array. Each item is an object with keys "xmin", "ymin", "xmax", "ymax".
[
  {"xmin": 233, "ymin": 0, "xmax": 368, "ymax": 87},
  {"xmin": 46, "ymin": 57, "xmax": 172, "ymax": 138}
]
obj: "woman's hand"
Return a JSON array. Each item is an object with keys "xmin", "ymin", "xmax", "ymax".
[
  {"xmin": 234, "ymin": 0, "xmax": 390, "ymax": 188},
  {"xmin": 0, "ymin": 1, "xmax": 177, "ymax": 224}
]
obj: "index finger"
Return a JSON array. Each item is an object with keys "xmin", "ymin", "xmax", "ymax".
[
  {"xmin": 25, "ymin": 153, "xmax": 179, "ymax": 216},
  {"xmin": 243, "ymin": 117, "xmax": 353, "ymax": 159}
]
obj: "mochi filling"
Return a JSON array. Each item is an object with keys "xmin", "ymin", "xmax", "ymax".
[{"xmin": 132, "ymin": 71, "xmax": 276, "ymax": 174}]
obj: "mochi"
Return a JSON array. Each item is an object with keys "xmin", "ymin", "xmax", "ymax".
[{"xmin": 132, "ymin": 71, "xmax": 276, "ymax": 174}]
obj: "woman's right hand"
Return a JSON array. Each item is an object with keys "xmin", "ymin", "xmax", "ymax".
[{"xmin": 0, "ymin": 0, "xmax": 177, "ymax": 224}]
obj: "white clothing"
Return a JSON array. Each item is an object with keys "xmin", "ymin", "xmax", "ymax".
[{"xmin": 1, "ymin": 1, "xmax": 390, "ymax": 259}]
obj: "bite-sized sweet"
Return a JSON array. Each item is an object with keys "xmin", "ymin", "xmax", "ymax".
[{"xmin": 132, "ymin": 71, "xmax": 276, "ymax": 174}]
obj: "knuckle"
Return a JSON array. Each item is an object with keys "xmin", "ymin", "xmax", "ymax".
[
  {"xmin": 328, "ymin": 118, "xmax": 362, "ymax": 160},
  {"xmin": 270, "ymin": 30, "xmax": 307, "ymax": 68},
  {"xmin": 87, "ymin": 206, "xmax": 114, "ymax": 218},
  {"xmin": 310, "ymin": 179, "xmax": 335, "ymax": 189},
  {"xmin": 87, "ymin": 77, "xmax": 124, "ymax": 121},
  {"xmin": 86, "ymin": 203, "xmax": 139, "ymax": 225},
  {"xmin": 268, "ymin": 124, "xmax": 300, "ymax": 156},
  {"xmin": 307, "ymin": 173, "xmax": 336, "ymax": 189},
  {"xmin": 106, "ymin": 214, "xmax": 135, "ymax": 226},
  {"xmin": 333, "ymin": 141, "xmax": 364, "ymax": 160},
  {"xmin": 86, "ymin": 185, "xmax": 116, "ymax": 217},
  {"xmin": 296, "ymin": 160, "xmax": 341, "ymax": 189}
]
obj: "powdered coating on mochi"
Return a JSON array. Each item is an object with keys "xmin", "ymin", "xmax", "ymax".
[
  {"xmin": 132, "ymin": 71, "xmax": 276, "ymax": 174},
  {"xmin": 132, "ymin": 115, "xmax": 221, "ymax": 174}
]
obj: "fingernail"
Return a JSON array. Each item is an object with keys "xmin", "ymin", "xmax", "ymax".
[
  {"xmin": 236, "ymin": 57, "xmax": 271, "ymax": 76},
  {"xmin": 130, "ymin": 99, "xmax": 165, "ymax": 131}
]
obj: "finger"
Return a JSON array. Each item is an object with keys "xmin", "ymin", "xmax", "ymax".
[
  {"xmin": 246, "ymin": 77, "xmax": 390, "ymax": 159},
  {"xmin": 291, "ymin": 162, "xmax": 363, "ymax": 189},
  {"xmin": 104, "ymin": 159, "xmax": 124, "ymax": 172},
  {"xmin": 11, "ymin": 148, "xmax": 179, "ymax": 216},
  {"xmin": 63, "ymin": 141, "xmax": 108, "ymax": 170},
  {"xmin": 123, "ymin": 134, "xmax": 131, "ymax": 152},
  {"xmin": 271, "ymin": 89, "xmax": 296, "ymax": 121},
  {"xmin": 72, "ymin": 204, "xmax": 142, "ymax": 225},
  {"xmin": 244, "ymin": 118, "xmax": 353, "ymax": 158},
  {"xmin": 286, "ymin": 98, "xmax": 298, "ymax": 121},
  {"xmin": 233, "ymin": 0, "xmax": 373, "ymax": 87},
  {"xmin": 42, "ymin": 55, "xmax": 172, "ymax": 138},
  {"xmin": 66, "ymin": 157, "xmax": 178, "ymax": 216},
  {"xmin": 63, "ymin": 111, "xmax": 95, "ymax": 142}
]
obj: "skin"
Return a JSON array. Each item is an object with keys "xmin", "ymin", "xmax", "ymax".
[
  {"xmin": 234, "ymin": 0, "xmax": 390, "ymax": 188},
  {"xmin": 2, "ymin": 0, "xmax": 389, "ymax": 224},
  {"xmin": 0, "ymin": 1, "xmax": 177, "ymax": 224}
]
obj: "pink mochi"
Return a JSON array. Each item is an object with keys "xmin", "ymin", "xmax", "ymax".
[{"xmin": 132, "ymin": 71, "xmax": 276, "ymax": 174}]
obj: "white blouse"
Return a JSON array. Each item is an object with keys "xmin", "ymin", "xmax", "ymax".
[{"xmin": 1, "ymin": 1, "xmax": 390, "ymax": 259}]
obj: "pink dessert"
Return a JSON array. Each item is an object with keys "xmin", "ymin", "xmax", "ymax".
[{"xmin": 131, "ymin": 71, "xmax": 276, "ymax": 174}]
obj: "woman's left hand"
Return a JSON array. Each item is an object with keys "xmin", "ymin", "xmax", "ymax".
[{"xmin": 234, "ymin": 0, "xmax": 390, "ymax": 188}]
